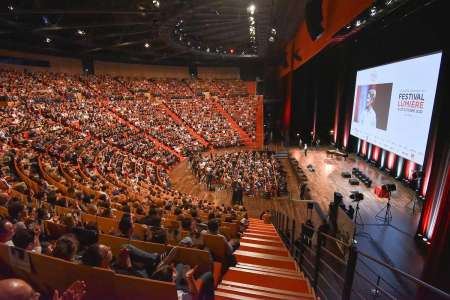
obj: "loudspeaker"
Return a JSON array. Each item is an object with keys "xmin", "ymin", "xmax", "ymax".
[{"xmin": 305, "ymin": 0, "xmax": 324, "ymax": 40}]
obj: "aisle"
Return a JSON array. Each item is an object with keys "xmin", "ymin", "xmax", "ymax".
[{"xmin": 215, "ymin": 218, "xmax": 316, "ymax": 300}]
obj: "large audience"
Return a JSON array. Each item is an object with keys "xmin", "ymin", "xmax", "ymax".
[
  {"xmin": 0, "ymin": 68, "xmax": 266, "ymax": 299},
  {"xmin": 190, "ymin": 151, "xmax": 287, "ymax": 197}
]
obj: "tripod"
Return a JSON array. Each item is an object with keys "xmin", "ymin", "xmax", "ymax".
[
  {"xmin": 352, "ymin": 201, "xmax": 371, "ymax": 243},
  {"xmin": 375, "ymin": 192, "xmax": 393, "ymax": 224}
]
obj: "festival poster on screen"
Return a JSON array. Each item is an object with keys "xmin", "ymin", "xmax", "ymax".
[{"xmin": 350, "ymin": 52, "xmax": 442, "ymax": 165}]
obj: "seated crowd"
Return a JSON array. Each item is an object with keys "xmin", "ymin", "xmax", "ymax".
[
  {"xmin": 190, "ymin": 151, "xmax": 288, "ymax": 197},
  {"xmin": 0, "ymin": 68, "xmax": 261, "ymax": 300}
]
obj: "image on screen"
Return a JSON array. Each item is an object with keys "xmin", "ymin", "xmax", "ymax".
[{"xmin": 350, "ymin": 52, "xmax": 442, "ymax": 165}]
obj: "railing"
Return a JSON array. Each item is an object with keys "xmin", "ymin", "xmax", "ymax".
[{"xmin": 271, "ymin": 210, "xmax": 450, "ymax": 300}]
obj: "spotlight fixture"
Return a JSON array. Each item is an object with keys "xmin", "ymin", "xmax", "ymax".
[
  {"xmin": 385, "ymin": 0, "xmax": 394, "ymax": 6},
  {"xmin": 144, "ymin": 43, "xmax": 150, "ymax": 48},
  {"xmin": 247, "ymin": 4, "xmax": 256, "ymax": 15},
  {"xmin": 370, "ymin": 7, "xmax": 377, "ymax": 17},
  {"xmin": 355, "ymin": 20, "xmax": 362, "ymax": 27},
  {"xmin": 268, "ymin": 36, "xmax": 274, "ymax": 42},
  {"xmin": 77, "ymin": 29, "xmax": 86, "ymax": 35},
  {"xmin": 44, "ymin": 37, "xmax": 52, "ymax": 43},
  {"xmin": 152, "ymin": 0, "xmax": 160, "ymax": 8},
  {"xmin": 271, "ymin": 28, "xmax": 277, "ymax": 35},
  {"xmin": 7, "ymin": 5, "xmax": 14, "ymax": 11}
]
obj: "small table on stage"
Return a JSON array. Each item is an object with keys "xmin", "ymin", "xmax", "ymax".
[
  {"xmin": 374, "ymin": 186, "xmax": 389, "ymax": 198},
  {"xmin": 326, "ymin": 149, "xmax": 348, "ymax": 160}
]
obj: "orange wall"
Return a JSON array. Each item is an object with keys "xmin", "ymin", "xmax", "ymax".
[
  {"xmin": 0, "ymin": 49, "xmax": 82, "ymax": 74},
  {"xmin": 94, "ymin": 61, "xmax": 189, "ymax": 78},
  {"xmin": 279, "ymin": 0, "xmax": 373, "ymax": 77},
  {"xmin": 197, "ymin": 67, "xmax": 240, "ymax": 79}
]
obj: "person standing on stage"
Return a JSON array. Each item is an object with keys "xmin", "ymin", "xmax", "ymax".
[{"xmin": 304, "ymin": 143, "xmax": 308, "ymax": 157}]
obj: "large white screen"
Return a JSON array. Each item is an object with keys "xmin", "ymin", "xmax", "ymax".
[{"xmin": 350, "ymin": 52, "xmax": 442, "ymax": 165}]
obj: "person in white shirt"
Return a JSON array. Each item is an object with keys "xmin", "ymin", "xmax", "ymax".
[{"xmin": 361, "ymin": 89, "xmax": 377, "ymax": 129}]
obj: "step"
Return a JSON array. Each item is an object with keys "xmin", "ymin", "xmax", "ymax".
[
  {"xmin": 222, "ymin": 267, "xmax": 311, "ymax": 293},
  {"xmin": 244, "ymin": 232, "xmax": 281, "ymax": 241},
  {"xmin": 246, "ymin": 228, "xmax": 277, "ymax": 234},
  {"xmin": 220, "ymin": 280, "xmax": 314, "ymax": 299},
  {"xmin": 215, "ymin": 291, "xmax": 261, "ymax": 300},
  {"xmin": 241, "ymin": 237, "xmax": 284, "ymax": 247},
  {"xmin": 235, "ymin": 250, "xmax": 297, "ymax": 270},
  {"xmin": 239, "ymin": 242, "xmax": 289, "ymax": 257},
  {"xmin": 235, "ymin": 263, "xmax": 303, "ymax": 277},
  {"xmin": 217, "ymin": 285, "xmax": 303, "ymax": 300}
]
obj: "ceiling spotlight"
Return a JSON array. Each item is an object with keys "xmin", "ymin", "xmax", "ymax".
[
  {"xmin": 44, "ymin": 37, "xmax": 52, "ymax": 43},
  {"xmin": 247, "ymin": 4, "xmax": 256, "ymax": 15},
  {"xmin": 187, "ymin": 41, "xmax": 191, "ymax": 46},
  {"xmin": 152, "ymin": 0, "xmax": 160, "ymax": 8},
  {"xmin": 271, "ymin": 28, "xmax": 277, "ymax": 35},
  {"xmin": 206, "ymin": 48, "xmax": 210, "ymax": 53},
  {"xmin": 370, "ymin": 7, "xmax": 377, "ymax": 17},
  {"xmin": 144, "ymin": 43, "xmax": 150, "ymax": 48},
  {"xmin": 346, "ymin": 24, "xmax": 352, "ymax": 30},
  {"xmin": 229, "ymin": 48, "xmax": 235, "ymax": 54},
  {"xmin": 77, "ymin": 29, "xmax": 85, "ymax": 35},
  {"xmin": 7, "ymin": 5, "xmax": 14, "ymax": 11},
  {"xmin": 385, "ymin": 0, "xmax": 394, "ymax": 6},
  {"xmin": 355, "ymin": 20, "xmax": 362, "ymax": 27},
  {"xmin": 268, "ymin": 36, "xmax": 275, "ymax": 42}
]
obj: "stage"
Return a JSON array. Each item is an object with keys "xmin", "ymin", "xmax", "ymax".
[{"xmin": 289, "ymin": 146, "xmax": 426, "ymax": 288}]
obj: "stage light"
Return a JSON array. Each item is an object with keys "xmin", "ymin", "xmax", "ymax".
[
  {"xmin": 370, "ymin": 7, "xmax": 377, "ymax": 17},
  {"xmin": 346, "ymin": 24, "xmax": 351, "ymax": 30},
  {"xmin": 7, "ymin": 5, "xmax": 14, "ymax": 11},
  {"xmin": 152, "ymin": 0, "xmax": 160, "ymax": 8},
  {"xmin": 44, "ymin": 37, "xmax": 52, "ymax": 43},
  {"xmin": 144, "ymin": 43, "xmax": 150, "ymax": 48},
  {"xmin": 247, "ymin": 4, "xmax": 256, "ymax": 15},
  {"xmin": 77, "ymin": 29, "xmax": 86, "ymax": 35},
  {"xmin": 355, "ymin": 20, "xmax": 362, "ymax": 27},
  {"xmin": 229, "ymin": 48, "xmax": 235, "ymax": 54},
  {"xmin": 206, "ymin": 47, "xmax": 210, "ymax": 53},
  {"xmin": 268, "ymin": 36, "xmax": 274, "ymax": 43},
  {"xmin": 271, "ymin": 28, "xmax": 277, "ymax": 35},
  {"xmin": 385, "ymin": 0, "xmax": 394, "ymax": 6},
  {"xmin": 422, "ymin": 237, "xmax": 428, "ymax": 242}
]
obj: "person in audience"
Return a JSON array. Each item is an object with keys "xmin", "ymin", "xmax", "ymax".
[
  {"xmin": 52, "ymin": 234, "xmax": 79, "ymax": 262},
  {"xmin": 0, "ymin": 278, "xmax": 86, "ymax": 300},
  {"xmin": 0, "ymin": 219, "xmax": 15, "ymax": 246},
  {"xmin": 81, "ymin": 244, "xmax": 113, "ymax": 269},
  {"xmin": 202, "ymin": 218, "xmax": 238, "ymax": 267},
  {"xmin": 12, "ymin": 227, "xmax": 41, "ymax": 253}
]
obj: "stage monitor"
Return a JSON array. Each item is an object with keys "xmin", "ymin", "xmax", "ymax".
[{"xmin": 350, "ymin": 52, "xmax": 442, "ymax": 165}]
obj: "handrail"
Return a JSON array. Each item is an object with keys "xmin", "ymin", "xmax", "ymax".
[{"xmin": 358, "ymin": 251, "xmax": 450, "ymax": 299}]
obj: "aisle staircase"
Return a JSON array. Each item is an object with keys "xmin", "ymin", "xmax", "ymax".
[
  {"xmin": 216, "ymin": 218, "xmax": 316, "ymax": 300},
  {"xmin": 159, "ymin": 101, "xmax": 210, "ymax": 148},
  {"xmin": 211, "ymin": 97, "xmax": 253, "ymax": 147},
  {"xmin": 254, "ymin": 95, "xmax": 264, "ymax": 150}
]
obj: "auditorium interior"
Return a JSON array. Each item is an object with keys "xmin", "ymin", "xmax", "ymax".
[{"xmin": 0, "ymin": 0, "xmax": 449, "ymax": 299}]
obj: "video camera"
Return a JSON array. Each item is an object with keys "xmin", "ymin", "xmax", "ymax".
[{"xmin": 350, "ymin": 191, "xmax": 364, "ymax": 202}]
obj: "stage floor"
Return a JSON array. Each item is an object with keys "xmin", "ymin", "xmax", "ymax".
[{"xmin": 289, "ymin": 146, "xmax": 425, "ymax": 286}]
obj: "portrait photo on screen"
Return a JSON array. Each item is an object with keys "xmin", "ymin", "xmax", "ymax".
[{"xmin": 353, "ymin": 83, "xmax": 393, "ymax": 130}]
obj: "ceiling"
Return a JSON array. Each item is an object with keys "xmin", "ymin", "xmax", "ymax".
[{"xmin": 0, "ymin": 0, "xmax": 306, "ymax": 65}]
